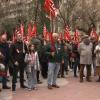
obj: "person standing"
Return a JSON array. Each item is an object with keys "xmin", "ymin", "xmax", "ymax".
[
  {"xmin": 0, "ymin": 51, "xmax": 6, "ymax": 91},
  {"xmin": 0, "ymin": 33, "xmax": 11, "ymax": 89},
  {"xmin": 94, "ymin": 38, "xmax": 100, "ymax": 82},
  {"xmin": 61, "ymin": 43, "xmax": 70, "ymax": 77},
  {"xmin": 11, "ymin": 33, "xmax": 27, "ymax": 92},
  {"xmin": 46, "ymin": 33, "xmax": 63, "ymax": 89},
  {"xmin": 25, "ymin": 44, "xmax": 40, "ymax": 90},
  {"xmin": 78, "ymin": 36, "xmax": 93, "ymax": 82},
  {"xmin": 71, "ymin": 41, "xmax": 80, "ymax": 77}
]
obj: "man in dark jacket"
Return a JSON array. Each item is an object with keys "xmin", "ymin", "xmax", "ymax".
[
  {"xmin": 0, "ymin": 33, "xmax": 11, "ymax": 89},
  {"xmin": 11, "ymin": 33, "xmax": 27, "ymax": 91},
  {"xmin": 46, "ymin": 33, "xmax": 63, "ymax": 89}
]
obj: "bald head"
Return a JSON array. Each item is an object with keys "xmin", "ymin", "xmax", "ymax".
[
  {"xmin": 0, "ymin": 34, "xmax": 7, "ymax": 43},
  {"xmin": 52, "ymin": 33, "xmax": 59, "ymax": 42}
]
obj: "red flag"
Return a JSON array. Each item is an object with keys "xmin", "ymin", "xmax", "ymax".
[
  {"xmin": 43, "ymin": 24, "xmax": 50, "ymax": 40},
  {"xmin": 90, "ymin": 28, "xmax": 98, "ymax": 40},
  {"xmin": 44, "ymin": 0, "xmax": 58, "ymax": 18},
  {"xmin": 20, "ymin": 24, "xmax": 24, "ymax": 36},
  {"xmin": 73, "ymin": 29, "xmax": 80, "ymax": 44},
  {"xmin": 30, "ymin": 22, "xmax": 37, "ymax": 37},
  {"xmin": 64, "ymin": 26, "xmax": 71, "ymax": 41},
  {"xmin": 59, "ymin": 32, "xmax": 63, "ymax": 40},
  {"xmin": 28, "ymin": 22, "xmax": 32, "ymax": 36}
]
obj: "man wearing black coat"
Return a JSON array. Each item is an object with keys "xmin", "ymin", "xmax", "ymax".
[
  {"xmin": 0, "ymin": 33, "xmax": 11, "ymax": 89},
  {"xmin": 11, "ymin": 33, "xmax": 27, "ymax": 91}
]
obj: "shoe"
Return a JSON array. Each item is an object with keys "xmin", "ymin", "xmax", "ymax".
[
  {"xmin": 12, "ymin": 90, "xmax": 16, "ymax": 94},
  {"xmin": 28, "ymin": 88, "xmax": 32, "ymax": 91},
  {"xmin": 80, "ymin": 80, "xmax": 83, "ymax": 83},
  {"xmin": 66, "ymin": 72, "xmax": 68, "ymax": 75},
  {"xmin": 37, "ymin": 80, "xmax": 42, "ymax": 84},
  {"xmin": 33, "ymin": 87, "xmax": 38, "ymax": 90},
  {"xmin": 48, "ymin": 85, "xmax": 53, "ymax": 89},
  {"xmin": 21, "ymin": 85, "xmax": 27, "ymax": 88},
  {"xmin": 3, "ymin": 86, "xmax": 11, "ymax": 89},
  {"xmin": 86, "ymin": 78, "xmax": 92, "ymax": 82},
  {"xmin": 61, "ymin": 76, "xmax": 65, "ymax": 78},
  {"xmin": 0, "ymin": 89, "xmax": 2, "ymax": 92},
  {"xmin": 57, "ymin": 75, "xmax": 60, "ymax": 78},
  {"xmin": 83, "ymin": 75, "xmax": 85, "ymax": 77},
  {"xmin": 52, "ymin": 84, "xmax": 60, "ymax": 88},
  {"xmin": 96, "ymin": 79, "xmax": 100, "ymax": 82},
  {"xmin": 87, "ymin": 80, "xmax": 92, "ymax": 82},
  {"xmin": 74, "ymin": 75, "xmax": 78, "ymax": 78}
]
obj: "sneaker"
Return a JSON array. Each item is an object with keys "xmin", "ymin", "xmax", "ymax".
[
  {"xmin": 48, "ymin": 84, "xmax": 53, "ymax": 89},
  {"xmin": 74, "ymin": 75, "xmax": 78, "ymax": 78},
  {"xmin": 12, "ymin": 91, "xmax": 16, "ymax": 95},
  {"xmin": 87, "ymin": 79, "xmax": 92, "ymax": 82},
  {"xmin": 80, "ymin": 80, "xmax": 83, "ymax": 83},
  {"xmin": 0, "ymin": 89, "xmax": 2, "ymax": 92},
  {"xmin": 33, "ymin": 87, "xmax": 38, "ymax": 90},
  {"xmin": 3, "ymin": 86, "xmax": 11, "ymax": 89},
  {"xmin": 96, "ymin": 79, "xmax": 100, "ymax": 82},
  {"xmin": 52, "ymin": 84, "xmax": 60, "ymax": 88},
  {"xmin": 21, "ymin": 85, "xmax": 27, "ymax": 88},
  {"xmin": 61, "ymin": 76, "xmax": 65, "ymax": 78},
  {"xmin": 28, "ymin": 88, "xmax": 32, "ymax": 91},
  {"xmin": 37, "ymin": 80, "xmax": 42, "ymax": 84}
]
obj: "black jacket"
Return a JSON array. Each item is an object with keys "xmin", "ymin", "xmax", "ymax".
[
  {"xmin": 11, "ymin": 41, "xmax": 27, "ymax": 64},
  {"xmin": 0, "ymin": 42, "xmax": 10, "ymax": 66}
]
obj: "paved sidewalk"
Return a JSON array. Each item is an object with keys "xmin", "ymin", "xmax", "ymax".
[{"xmin": 0, "ymin": 73, "xmax": 100, "ymax": 100}]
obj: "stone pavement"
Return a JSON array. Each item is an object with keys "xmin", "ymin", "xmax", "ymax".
[{"xmin": 0, "ymin": 72, "xmax": 100, "ymax": 100}]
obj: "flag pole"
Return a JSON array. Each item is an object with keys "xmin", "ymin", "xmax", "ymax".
[{"xmin": 21, "ymin": 23, "xmax": 25, "ymax": 53}]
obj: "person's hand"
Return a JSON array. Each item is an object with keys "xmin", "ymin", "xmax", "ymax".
[
  {"xmin": 15, "ymin": 61, "xmax": 19, "ymax": 66},
  {"xmin": 0, "ymin": 52, "xmax": 4, "ymax": 59},
  {"xmin": 51, "ymin": 52, "xmax": 55, "ymax": 56},
  {"xmin": 62, "ymin": 60, "xmax": 64, "ymax": 64}
]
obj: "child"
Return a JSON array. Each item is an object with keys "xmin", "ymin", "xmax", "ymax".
[{"xmin": 25, "ymin": 44, "xmax": 40, "ymax": 91}]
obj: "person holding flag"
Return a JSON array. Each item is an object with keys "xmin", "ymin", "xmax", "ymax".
[
  {"xmin": 46, "ymin": 33, "xmax": 63, "ymax": 89},
  {"xmin": 11, "ymin": 25, "xmax": 28, "ymax": 92}
]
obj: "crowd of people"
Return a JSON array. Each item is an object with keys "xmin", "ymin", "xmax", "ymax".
[{"xmin": 0, "ymin": 32, "xmax": 100, "ymax": 93}]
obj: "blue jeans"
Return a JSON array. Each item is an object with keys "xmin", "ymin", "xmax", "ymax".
[
  {"xmin": 27, "ymin": 67, "xmax": 37, "ymax": 89},
  {"xmin": 48, "ymin": 62, "xmax": 60, "ymax": 85}
]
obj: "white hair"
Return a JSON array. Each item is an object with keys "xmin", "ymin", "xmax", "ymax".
[{"xmin": 52, "ymin": 33, "xmax": 59, "ymax": 37}]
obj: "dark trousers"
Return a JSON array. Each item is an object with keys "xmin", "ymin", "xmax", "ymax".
[
  {"xmin": 41, "ymin": 62, "xmax": 48, "ymax": 78},
  {"xmin": 2, "ymin": 76, "xmax": 7, "ymax": 87},
  {"xmin": 69, "ymin": 57, "xmax": 72, "ymax": 69},
  {"xmin": 60, "ymin": 63, "xmax": 65, "ymax": 77},
  {"xmin": 37, "ymin": 71, "xmax": 40, "ymax": 82},
  {"xmin": 80, "ymin": 64, "xmax": 91, "ymax": 81},
  {"xmin": 2, "ymin": 67, "xmax": 8, "ymax": 87},
  {"xmin": 73, "ymin": 58, "xmax": 80, "ymax": 76},
  {"xmin": 12, "ymin": 63, "xmax": 25, "ymax": 91}
]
